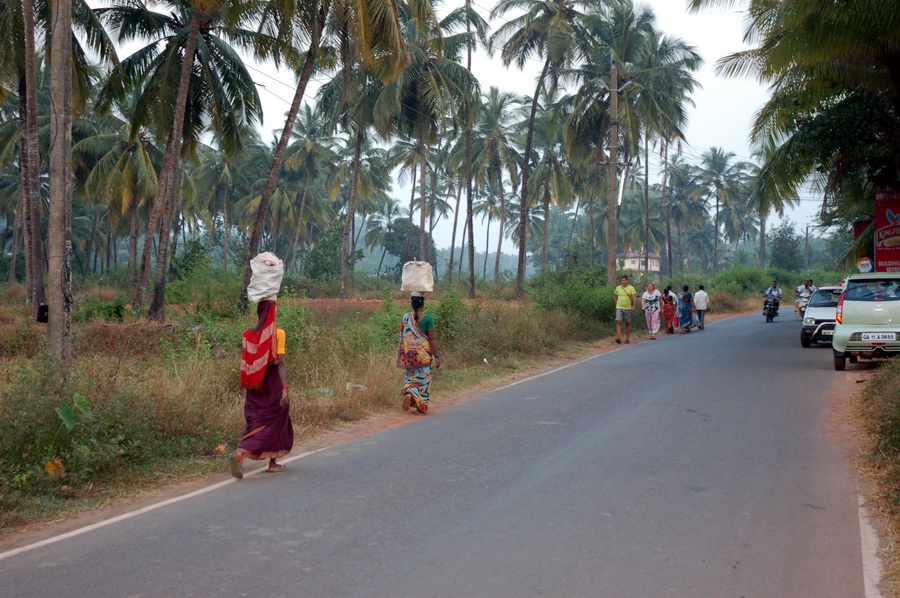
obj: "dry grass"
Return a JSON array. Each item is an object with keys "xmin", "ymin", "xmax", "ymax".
[{"xmin": 856, "ymin": 359, "xmax": 900, "ymax": 597}]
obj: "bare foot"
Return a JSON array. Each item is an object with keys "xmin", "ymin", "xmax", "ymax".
[
  {"xmin": 267, "ymin": 464, "xmax": 287, "ymax": 473},
  {"xmin": 229, "ymin": 452, "xmax": 244, "ymax": 480}
]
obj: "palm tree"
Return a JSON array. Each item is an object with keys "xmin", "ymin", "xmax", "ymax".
[
  {"xmin": 96, "ymin": 1, "xmax": 267, "ymax": 318},
  {"xmin": 240, "ymin": 0, "xmax": 428, "ymax": 309},
  {"xmin": 490, "ymin": 0, "xmax": 595, "ymax": 296},
  {"xmin": 468, "ymin": 87, "xmax": 521, "ymax": 283},
  {"xmin": 527, "ymin": 86, "xmax": 573, "ymax": 274},
  {"xmin": 373, "ymin": 6, "xmax": 479, "ymax": 264},
  {"xmin": 72, "ymin": 110, "xmax": 161, "ymax": 282},
  {"xmin": 364, "ymin": 197, "xmax": 405, "ymax": 277},
  {"xmin": 283, "ymin": 103, "xmax": 339, "ymax": 271},
  {"xmin": 696, "ymin": 147, "xmax": 752, "ymax": 276}
]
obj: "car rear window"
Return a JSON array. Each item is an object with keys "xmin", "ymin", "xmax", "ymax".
[
  {"xmin": 809, "ymin": 290, "xmax": 840, "ymax": 307},
  {"xmin": 844, "ymin": 279, "xmax": 900, "ymax": 301}
]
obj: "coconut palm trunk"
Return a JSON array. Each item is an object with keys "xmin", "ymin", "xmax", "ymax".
[
  {"xmin": 47, "ymin": 0, "xmax": 73, "ymax": 365},
  {"xmin": 606, "ymin": 65, "xmax": 619, "ymax": 284},
  {"xmin": 339, "ymin": 130, "xmax": 363, "ymax": 298},
  {"xmin": 419, "ymin": 127, "xmax": 428, "ymax": 261},
  {"xmin": 541, "ymin": 187, "xmax": 550, "ymax": 274},
  {"xmin": 404, "ymin": 165, "xmax": 417, "ymax": 260},
  {"xmin": 240, "ymin": 4, "xmax": 328, "ymax": 310},
  {"xmin": 759, "ymin": 212, "xmax": 767, "ymax": 268},
  {"xmin": 7, "ymin": 192, "xmax": 23, "ymax": 284},
  {"xmin": 643, "ymin": 135, "xmax": 650, "ymax": 272},
  {"xmin": 128, "ymin": 202, "xmax": 138, "ymax": 283},
  {"xmin": 661, "ymin": 142, "xmax": 671, "ymax": 276},
  {"xmin": 21, "ymin": 0, "xmax": 43, "ymax": 314},
  {"xmin": 133, "ymin": 9, "xmax": 201, "ymax": 309},
  {"xmin": 222, "ymin": 183, "xmax": 230, "ymax": 270},
  {"xmin": 516, "ymin": 55, "xmax": 552, "ymax": 296},
  {"xmin": 447, "ymin": 181, "xmax": 462, "ymax": 283},
  {"xmin": 148, "ymin": 162, "xmax": 185, "ymax": 320},
  {"xmin": 289, "ymin": 178, "xmax": 311, "ymax": 272},
  {"xmin": 494, "ymin": 182, "xmax": 505, "ymax": 283}
]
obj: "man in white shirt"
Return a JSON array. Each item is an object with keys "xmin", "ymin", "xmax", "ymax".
[
  {"xmin": 764, "ymin": 280, "xmax": 782, "ymax": 315},
  {"xmin": 694, "ymin": 285, "xmax": 709, "ymax": 330}
]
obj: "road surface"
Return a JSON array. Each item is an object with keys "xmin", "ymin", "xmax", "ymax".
[{"xmin": 0, "ymin": 313, "xmax": 879, "ymax": 597}]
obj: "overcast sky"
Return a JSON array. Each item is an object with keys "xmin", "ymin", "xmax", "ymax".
[{"xmin": 149, "ymin": 0, "xmax": 824, "ymax": 252}]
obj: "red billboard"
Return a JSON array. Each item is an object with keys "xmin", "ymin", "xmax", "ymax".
[{"xmin": 875, "ymin": 190, "xmax": 900, "ymax": 271}]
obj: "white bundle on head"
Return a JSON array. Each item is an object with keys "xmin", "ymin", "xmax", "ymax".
[{"xmin": 248, "ymin": 252, "xmax": 284, "ymax": 303}]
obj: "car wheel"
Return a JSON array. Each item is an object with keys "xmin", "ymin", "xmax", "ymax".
[
  {"xmin": 801, "ymin": 336, "xmax": 812, "ymax": 348},
  {"xmin": 834, "ymin": 353, "xmax": 846, "ymax": 371}
]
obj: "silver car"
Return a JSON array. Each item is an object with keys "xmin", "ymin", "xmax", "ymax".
[
  {"xmin": 832, "ymin": 273, "xmax": 900, "ymax": 370},
  {"xmin": 800, "ymin": 286, "xmax": 842, "ymax": 347}
]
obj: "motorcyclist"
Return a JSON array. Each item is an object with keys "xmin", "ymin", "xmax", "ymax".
[
  {"xmin": 795, "ymin": 279, "xmax": 815, "ymax": 313},
  {"xmin": 764, "ymin": 280, "xmax": 782, "ymax": 315}
]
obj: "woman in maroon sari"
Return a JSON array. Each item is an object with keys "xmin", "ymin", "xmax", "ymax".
[{"xmin": 230, "ymin": 299, "xmax": 293, "ymax": 479}]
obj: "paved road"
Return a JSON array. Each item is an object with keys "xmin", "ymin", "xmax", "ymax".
[{"xmin": 1, "ymin": 313, "xmax": 872, "ymax": 597}]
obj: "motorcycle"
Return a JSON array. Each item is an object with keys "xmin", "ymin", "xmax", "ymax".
[
  {"xmin": 762, "ymin": 292, "xmax": 780, "ymax": 323},
  {"xmin": 795, "ymin": 294, "xmax": 810, "ymax": 316}
]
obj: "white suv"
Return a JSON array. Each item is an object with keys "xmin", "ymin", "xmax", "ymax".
[{"xmin": 832, "ymin": 273, "xmax": 900, "ymax": 370}]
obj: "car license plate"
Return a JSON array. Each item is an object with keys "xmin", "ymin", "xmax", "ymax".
[
  {"xmin": 822, "ymin": 329, "xmax": 833, "ymax": 336},
  {"xmin": 862, "ymin": 332, "xmax": 896, "ymax": 341}
]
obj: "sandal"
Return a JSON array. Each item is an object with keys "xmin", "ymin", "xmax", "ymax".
[{"xmin": 266, "ymin": 464, "xmax": 287, "ymax": 473}]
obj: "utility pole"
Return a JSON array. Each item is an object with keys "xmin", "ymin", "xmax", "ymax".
[{"xmin": 805, "ymin": 224, "xmax": 810, "ymax": 272}]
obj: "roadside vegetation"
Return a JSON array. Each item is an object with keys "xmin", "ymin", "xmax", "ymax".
[{"xmin": 858, "ymin": 359, "xmax": 900, "ymax": 597}]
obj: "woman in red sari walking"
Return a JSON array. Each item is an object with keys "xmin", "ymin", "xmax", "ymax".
[
  {"xmin": 661, "ymin": 285, "xmax": 678, "ymax": 334},
  {"xmin": 231, "ymin": 299, "xmax": 293, "ymax": 479}
]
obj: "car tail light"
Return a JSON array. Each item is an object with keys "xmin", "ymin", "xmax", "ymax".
[{"xmin": 836, "ymin": 290, "xmax": 846, "ymax": 324}]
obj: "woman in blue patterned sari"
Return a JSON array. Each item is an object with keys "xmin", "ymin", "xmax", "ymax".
[
  {"xmin": 397, "ymin": 292, "xmax": 441, "ymax": 414},
  {"xmin": 679, "ymin": 285, "xmax": 696, "ymax": 333}
]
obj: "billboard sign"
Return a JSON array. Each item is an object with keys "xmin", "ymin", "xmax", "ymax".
[{"xmin": 875, "ymin": 190, "xmax": 900, "ymax": 271}]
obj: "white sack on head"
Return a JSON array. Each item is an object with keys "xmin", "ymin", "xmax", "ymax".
[
  {"xmin": 248, "ymin": 252, "xmax": 284, "ymax": 303},
  {"xmin": 400, "ymin": 260, "xmax": 434, "ymax": 293}
]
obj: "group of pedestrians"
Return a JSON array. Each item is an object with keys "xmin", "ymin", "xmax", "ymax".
[{"xmin": 613, "ymin": 275, "xmax": 710, "ymax": 344}]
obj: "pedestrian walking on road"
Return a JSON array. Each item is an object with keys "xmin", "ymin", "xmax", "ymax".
[
  {"xmin": 397, "ymin": 292, "xmax": 441, "ymax": 414},
  {"xmin": 232, "ymin": 299, "xmax": 293, "ymax": 479},
  {"xmin": 679, "ymin": 285, "xmax": 696, "ymax": 333},
  {"xmin": 661, "ymin": 285, "xmax": 677, "ymax": 334},
  {"xmin": 694, "ymin": 285, "xmax": 709, "ymax": 330},
  {"xmin": 614, "ymin": 275, "xmax": 638, "ymax": 344},
  {"xmin": 642, "ymin": 282, "xmax": 662, "ymax": 340}
]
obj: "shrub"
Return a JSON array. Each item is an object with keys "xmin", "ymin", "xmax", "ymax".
[
  {"xmin": 73, "ymin": 296, "xmax": 127, "ymax": 323},
  {"xmin": 369, "ymin": 288, "xmax": 405, "ymax": 349}
]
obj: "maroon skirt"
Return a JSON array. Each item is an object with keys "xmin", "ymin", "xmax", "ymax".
[{"xmin": 237, "ymin": 362, "xmax": 293, "ymax": 460}]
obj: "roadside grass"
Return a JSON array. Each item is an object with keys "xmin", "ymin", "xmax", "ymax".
[
  {"xmin": 858, "ymin": 358, "xmax": 900, "ymax": 597},
  {"xmin": 0, "ymin": 282, "xmax": 747, "ymax": 534}
]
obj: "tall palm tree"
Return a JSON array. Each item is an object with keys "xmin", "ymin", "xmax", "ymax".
[
  {"xmin": 240, "ymin": 0, "xmax": 430, "ymax": 309},
  {"xmin": 468, "ymin": 87, "xmax": 521, "ymax": 283},
  {"xmin": 283, "ymin": 103, "xmax": 339, "ymax": 271},
  {"xmin": 696, "ymin": 147, "xmax": 751, "ymax": 276},
  {"xmin": 490, "ymin": 0, "xmax": 596, "ymax": 296},
  {"xmin": 97, "ymin": 0, "xmax": 266, "ymax": 317},
  {"xmin": 72, "ymin": 110, "xmax": 161, "ymax": 282},
  {"xmin": 373, "ymin": 6, "xmax": 478, "ymax": 263}
]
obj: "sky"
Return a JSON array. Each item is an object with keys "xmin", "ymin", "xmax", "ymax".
[{"xmin": 135, "ymin": 0, "xmax": 824, "ymax": 253}]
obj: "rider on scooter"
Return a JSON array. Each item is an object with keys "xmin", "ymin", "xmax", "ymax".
[{"xmin": 795, "ymin": 279, "xmax": 815, "ymax": 314}]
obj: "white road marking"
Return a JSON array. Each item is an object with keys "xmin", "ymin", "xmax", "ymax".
[
  {"xmin": 0, "ymin": 447, "xmax": 326, "ymax": 561},
  {"xmin": 858, "ymin": 492, "xmax": 885, "ymax": 598}
]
